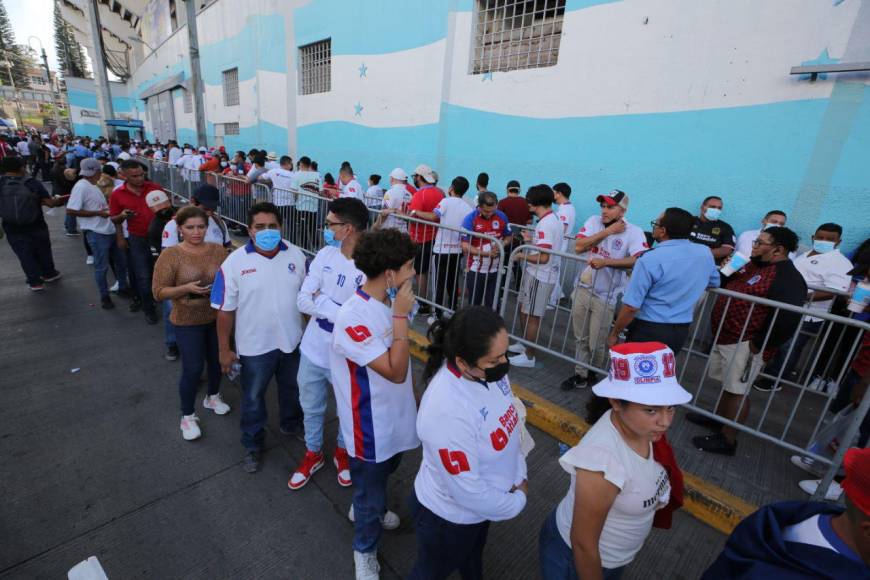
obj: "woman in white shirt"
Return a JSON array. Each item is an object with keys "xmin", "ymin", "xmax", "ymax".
[
  {"xmin": 540, "ymin": 342, "xmax": 691, "ymax": 580},
  {"xmin": 409, "ymin": 306, "xmax": 528, "ymax": 579}
]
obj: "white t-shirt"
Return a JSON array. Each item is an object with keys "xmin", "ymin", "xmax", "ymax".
[
  {"xmin": 556, "ymin": 410, "xmax": 671, "ymax": 569},
  {"xmin": 381, "ymin": 183, "xmax": 412, "ymax": 232},
  {"xmin": 414, "ymin": 364, "xmax": 527, "ymax": 524},
  {"xmin": 153, "ymin": 149, "xmax": 164, "ymax": 161},
  {"xmin": 793, "ymin": 250, "xmax": 853, "ymax": 321},
  {"xmin": 210, "ymin": 240, "xmax": 307, "ymax": 357},
  {"xmin": 433, "ymin": 197, "xmax": 472, "ymax": 254},
  {"xmin": 340, "ymin": 178, "xmax": 365, "ymax": 201},
  {"xmin": 67, "ymin": 179, "xmax": 115, "ymax": 235},
  {"xmin": 265, "ymin": 167, "xmax": 297, "ymax": 206},
  {"xmin": 783, "ymin": 514, "xmax": 855, "ymax": 557},
  {"xmin": 556, "ymin": 202, "xmax": 576, "ymax": 252},
  {"xmin": 16, "ymin": 141, "xmax": 30, "ymax": 156},
  {"xmin": 298, "ymin": 246, "xmax": 366, "ymax": 368},
  {"xmin": 365, "ymin": 185, "xmax": 384, "ymax": 209},
  {"xmin": 329, "ymin": 289, "xmax": 420, "ymax": 462},
  {"xmin": 162, "ymin": 215, "xmax": 227, "ymax": 249},
  {"xmin": 525, "ymin": 211, "xmax": 564, "ymax": 283},
  {"xmin": 293, "ymin": 170, "xmax": 322, "ymax": 213},
  {"xmin": 576, "ymin": 216, "xmax": 649, "ymax": 303},
  {"xmin": 184, "ymin": 154, "xmax": 204, "ymax": 182},
  {"xmin": 168, "ymin": 147, "xmax": 182, "ymax": 165}
]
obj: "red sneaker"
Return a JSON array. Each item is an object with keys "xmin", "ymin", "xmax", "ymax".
[
  {"xmin": 287, "ymin": 450, "xmax": 325, "ymax": 490},
  {"xmin": 334, "ymin": 447, "xmax": 352, "ymax": 487}
]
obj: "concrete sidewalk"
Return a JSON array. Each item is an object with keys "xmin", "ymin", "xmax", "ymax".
[{"xmin": 0, "ymin": 210, "xmax": 726, "ymax": 579}]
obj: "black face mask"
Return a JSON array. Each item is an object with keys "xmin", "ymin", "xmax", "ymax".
[
  {"xmin": 750, "ymin": 255, "xmax": 769, "ymax": 266},
  {"xmin": 157, "ymin": 208, "xmax": 174, "ymax": 219},
  {"xmin": 480, "ymin": 360, "xmax": 510, "ymax": 383}
]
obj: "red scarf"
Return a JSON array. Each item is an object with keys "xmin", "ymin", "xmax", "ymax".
[{"xmin": 652, "ymin": 433, "xmax": 684, "ymax": 529}]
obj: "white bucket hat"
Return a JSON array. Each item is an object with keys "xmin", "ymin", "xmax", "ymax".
[{"xmin": 592, "ymin": 342, "xmax": 692, "ymax": 406}]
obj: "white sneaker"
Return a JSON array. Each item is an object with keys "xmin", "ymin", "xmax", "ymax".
[
  {"xmin": 789, "ymin": 455, "xmax": 822, "ymax": 476},
  {"xmin": 798, "ymin": 479, "xmax": 843, "ymax": 501},
  {"xmin": 203, "ymin": 394, "xmax": 230, "ymax": 415},
  {"xmin": 86, "ymin": 255, "xmax": 94, "ymax": 265},
  {"xmin": 508, "ymin": 352, "xmax": 536, "ymax": 368},
  {"xmin": 426, "ymin": 315, "xmax": 437, "ymax": 327},
  {"xmin": 507, "ymin": 343, "xmax": 526, "ymax": 354},
  {"xmin": 109, "ymin": 281, "xmax": 119, "ymax": 293},
  {"xmin": 807, "ymin": 376, "xmax": 826, "ymax": 392},
  {"xmin": 348, "ymin": 505, "xmax": 400, "ymax": 530},
  {"xmin": 180, "ymin": 414, "xmax": 201, "ymax": 440},
  {"xmin": 353, "ymin": 550, "xmax": 380, "ymax": 580}
]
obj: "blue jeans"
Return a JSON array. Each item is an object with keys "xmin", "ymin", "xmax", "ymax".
[
  {"xmin": 349, "ymin": 453, "xmax": 402, "ymax": 553},
  {"xmin": 127, "ymin": 235, "xmax": 155, "ymax": 312},
  {"xmin": 407, "ymin": 489, "xmax": 489, "ymax": 580},
  {"xmin": 238, "ymin": 348, "xmax": 303, "ymax": 451},
  {"xmin": 175, "ymin": 323, "xmax": 221, "ymax": 416},
  {"xmin": 85, "ymin": 231, "xmax": 128, "ymax": 298},
  {"xmin": 163, "ymin": 300, "xmax": 177, "ymax": 347},
  {"xmin": 64, "ymin": 212, "xmax": 78, "ymax": 234},
  {"xmin": 539, "ymin": 510, "xmax": 625, "ymax": 580},
  {"xmin": 465, "ymin": 271, "xmax": 499, "ymax": 310},
  {"xmin": 297, "ymin": 352, "xmax": 344, "ymax": 452}
]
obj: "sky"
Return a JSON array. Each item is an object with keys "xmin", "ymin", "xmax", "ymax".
[{"xmin": 5, "ymin": 0, "xmax": 62, "ymax": 70}]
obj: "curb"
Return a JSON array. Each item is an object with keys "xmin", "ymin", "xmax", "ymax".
[{"xmin": 408, "ymin": 329, "xmax": 755, "ymax": 535}]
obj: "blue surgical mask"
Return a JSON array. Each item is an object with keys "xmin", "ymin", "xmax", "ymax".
[
  {"xmin": 704, "ymin": 207, "xmax": 722, "ymax": 221},
  {"xmin": 812, "ymin": 239, "xmax": 836, "ymax": 254},
  {"xmin": 254, "ymin": 229, "xmax": 281, "ymax": 251},
  {"xmin": 323, "ymin": 228, "xmax": 342, "ymax": 248},
  {"xmin": 387, "ymin": 286, "xmax": 398, "ymax": 300}
]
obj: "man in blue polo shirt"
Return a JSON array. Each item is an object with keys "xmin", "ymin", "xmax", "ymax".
[
  {"xmin": 607, "ymin": 207, "xmax": 720, "ymax": 354},
  {"xmin": 212, "ymin": 202, "xmax": 307, "ymax": 474}
]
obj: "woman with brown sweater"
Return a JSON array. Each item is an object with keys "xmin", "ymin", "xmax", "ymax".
[{"xmin": 153, "ymin": 206, "xmax": 231, "ymax": 440}]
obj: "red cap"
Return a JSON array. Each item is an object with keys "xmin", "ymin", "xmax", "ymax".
[
  {"xmin": 596, "ymin": 189, "xmax": 629, "ymax": 210},
  {"xmin": 842, "ymin": 447, "xmax": 870, "ymax": 515}
]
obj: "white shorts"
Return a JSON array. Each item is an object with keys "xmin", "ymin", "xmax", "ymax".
[
  {"xmin": 709, "ymin": 341, "xmax": 764, "ymax": 396},
  {"xmin": 519, "ymin": 275, "xmax": 555, "ymax": 318}
]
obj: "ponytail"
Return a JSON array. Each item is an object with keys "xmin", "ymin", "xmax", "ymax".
[{"xmin": 422, "ymin": 318, "xmax": 449, "ymax": 387}]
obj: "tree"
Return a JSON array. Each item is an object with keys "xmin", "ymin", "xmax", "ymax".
[
  {"xmin": 0, "ymin": 0, "xmax": 32, "ymax": 88},
  {"xmin": 53, "ymin": 0, "xmax": 89, "ymax": 79}
]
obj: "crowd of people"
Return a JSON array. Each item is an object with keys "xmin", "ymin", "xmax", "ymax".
[{"xmin": 1, "ymin": 133, "xmax": 869, "ymax": 579}]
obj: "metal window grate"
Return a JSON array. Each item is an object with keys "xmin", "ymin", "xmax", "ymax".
[
  {"xmin": 223, "ymin": 122, "xmax": 239, "ymax": 136},
  {"xmin": 222, "ymin": 68, "xmax": 240, "ymax": 106},
  {"xmin": 298, "ymin": 39, "xmax": 332, "ymax": 95},
  {"xmin": 472, "ymin": 0, "xmax": 566, "ymax": 74},
  {"xmin": 183, "ymin": 89, "xmax": 193, "ymax": 114}
]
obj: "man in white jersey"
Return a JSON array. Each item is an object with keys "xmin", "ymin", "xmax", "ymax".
[
  {"xmin": 260, "ymin": 155, "xmax": 296, "ymax": 208},
  {"xmin": 377, "ymin": 168, "xmax": 414, "ymax": 232},
  {"xmin": 339, "ymin": 165, "xmax": 365, "ymax": 201},
  {"xmin": 211, "ymin": 202, "xmax": 307, "ymax": 474},
  {"xmin": 561, "ymin": 190, "xmax": 648, "ymax": 391},
  {"xmin": 329, "ymin": 229, "xmax": 420, "ymax": 580},
  {"xmin": 735, "ymin": 210, "xmax": 787, "ymax": 257},
  {"xmin": 288, "ymin": 198, "xmax": 368, "ymax": 491},
  {"xmin": 161, "ymin": 185, "xmax": 230, "ymax": 250},
  {"xmin": 509, "ymin": 185, "xmax": 563, "ymax": 368},
  {"xmin": 548, "ymin": 182, "xmax": 576, "ymax": 307}
]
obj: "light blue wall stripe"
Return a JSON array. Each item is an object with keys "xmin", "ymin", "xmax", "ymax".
[{"xmin": 199, "ymin": 15, "xmax": 287, "ymax": 85}]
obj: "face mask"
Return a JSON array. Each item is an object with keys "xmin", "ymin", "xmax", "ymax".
[
  {"xmin": 749, "ymin": 255, "xmax": 769, "ymax": 266},
  {"xmin": 157, "ymin": 208, "xmax": 174, "ymax": 219},
  {"xmin": 704, "ymin": 207, "xmax": 722, "ymax": 221},
  {"xmin": 254, "ymin": 229, "xmax": 281, "ymax": 251},
  {"xmin": 813, "ymin": 239, "xmax": 836, "ymax": 254},
  {"xmin": 480, "ymin": 360, "xmax": 510, "ymax": 383},
  {"xmin": 323, "ymin": 228, "xmax": 342, "ymax": 248}
]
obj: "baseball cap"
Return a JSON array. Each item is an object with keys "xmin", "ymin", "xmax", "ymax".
[
  {"xmin": 596, "ymin": 189, "xmax": 629, "ymax": 210},
  {"xmin": 267, "ymin": 151, "xmax": 277, "ymax": 160},
  {"xmin": 389, "ymin": 167, "xmax": 408, "ymax": 181},
  {"xmin": 145, "ymin": 189, "xmax": 170, "ymax": 209},
  {"xmin": 198, "ymin": 146, "xmax": 207, "ymax": 153},
  {"xmin": 592, "ymin": 342, "xmax": 692, "ymax": 406},
  {"xmin": 413, "ymin": 164, "xmax": 436, "ymax": 184},
  {"xmin": 842, "ymin": 447, "xmax": 870, "ymax": 515},
  {"xmin": 192, "ymin": 184, "xmax": 220, "ymax": 210},
  {"xmin": 506, "ymin": 180, "xmax": 520, "ymax": 192},
  {"xmin": 117, "ymin": 151, "xmax": 132, "ymax": 161},
  {"xmin": 78, "ymin": 158, "xmax": 103, "ymax": 177}
]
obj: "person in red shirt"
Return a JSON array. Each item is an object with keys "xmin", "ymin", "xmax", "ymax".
[
  {"xmin": 109, "ymin": 159, "xmax": 165, "ymax": 324},
  {"xmin": 498, "ymin": 180, "xmax": 532, "ymax": 291},
  {"xmin": 408, "ymin": 164, "xmax": 444, "ymax": 311}
]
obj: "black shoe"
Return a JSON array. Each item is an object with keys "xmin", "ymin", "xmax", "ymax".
[
  {"xmin": 129, "ymin": 297, "xmax": 143, "ymax": 312},
  {"xmin": 165, "ymin": 344, "xmax": 179, "ymax": 361},
  {"xmin": 43, "ymin": 272, "xmax": 63, "ymax": 282},
  {"xmin": 280, "ymin": 423, "xmax": 305, "ymax": 442},
  {"xmin": 692, "ymin": 433, "xmax": 737, "ymax": 456},
  {"xmin": 144, "ymin": 309, "xmax": 159, "ymax": 324},
  {"xmin": 117, "ymin": 288, "xmax": 134, "ymax": 299},
  {"xmin": 560, "ymin": 374, "xmax": 587, "ymax": 391},
  {"xmin": 243, "ymin": 451, "xmax": 261, "ymax": 474},
  {"xmin": 417, "ymin": 303, "xmax": 432, "ymax": 316},
  {"xmin": 100, "ymin": 296, "xmax": 115, "ymax": 310},
  {"xmin": 686, "ymin": 412, "xmax": 723, "ymax": 430}
]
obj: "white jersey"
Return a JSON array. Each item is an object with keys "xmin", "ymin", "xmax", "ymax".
[
  {"xmin": 556, "ymin": 202, "xmax": 576, "ymax": 252},
  {"xmin": 329, "ymin": 289, "xmax": 420, "ymax": 462},
  {"xmin": 365, "ymin": 185, "xmax": 384, "ymax": 209},
  {"xmin": 162, "ymin": 215, "xmax": 228, "ymax": 249},
  {"xmin": 381, "ymin": 184, "xmax": 412, "ymax": 232},
  {"xmin": 210, "ymin": 240, "xmax": 307, "ymax": 357},
  {"xmin": 184, "ymin": 154, "xmax": 205, "ymax": 182},
  {"xmin": 168, "ymin": 148, "xmax": 182, "ymax": 165},
  {"xmin": 293, "ymin": 170, "xmax": 322, "ymax": 213},
  {"xmin": 341, "ymin": 178, "xmax": 365, "ymax": 201},
  {"xmin": 576, "ymin": 216, "xmax": 649, "ymax": 303},
  {"xmin": 793, "ymin": 249, "xmax": 853, "ymax": 322},
  {"xmin": 264, "ymin": 167, "xmax": 297, "ymax": 206},
  {"xmin": 524, "ymin": 211, "xmax": 563, "ymax": 284},
  {"xmin": 298, "ymin": 246, "xmax": 366, "ymax": 368},
  {"xmin": 556, "ymin": 410, "xmax": 670, "ymax": 569},
  {"xmin": 414, "ymin": 364, "xmax": 527, "ymax": 524},
  {"xmin": 433, "ymin": 197, "xmax": 472, "ymax": 254}
]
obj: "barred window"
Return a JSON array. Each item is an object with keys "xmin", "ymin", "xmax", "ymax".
[
  {"xmin": 223, "ymin": 122, "xmax": 239, "ymax": 136},
  {"xmin": 472, "ymin": 0, "xmax": 566, "ymax": 74},
  {"xmin": 222, "ymin": 68, "xmax": 239, "ymax": 106},
  {"xmin": 298, "ymin": 39, "xmax": 331, "ymax": 95},
  {"xmin": 183, "ymin": 89, "xmax": 193, "ymax": 114}
]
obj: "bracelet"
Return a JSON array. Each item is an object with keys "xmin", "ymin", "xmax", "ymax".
[
  {"xmin": 392, "ymin": 315, "xmax": 408, "ymax": 319},
  {"xmin": 393, "ymin": 336, "xmax": 409, "ymax": 342}
]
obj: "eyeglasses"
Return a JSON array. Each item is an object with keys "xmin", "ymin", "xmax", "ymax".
[{"xmin": 650, "ymin": 220, "xmax": 661, "ymax": 228}]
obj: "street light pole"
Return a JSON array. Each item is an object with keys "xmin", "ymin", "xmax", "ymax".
[{"xmin": 29, "ymin": 36, "xmax": 60, "ymax": 132}]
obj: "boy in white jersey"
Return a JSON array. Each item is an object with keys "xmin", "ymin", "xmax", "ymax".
[
  {"xmin": 288, "ymin": 198, "xmax": 368, "ymax": 491},
  {"xmin": 549, "ymin": 182, "xmax": 576, "ymax": 307},
  {"xmin": 329, "ymin": 229, "xmax": 420, "ymax": 579},
  {"xmin": 339, "ymin": 165, "xmax": 365, "ymax": 201}
]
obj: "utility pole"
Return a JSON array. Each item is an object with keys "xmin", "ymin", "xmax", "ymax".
[
  {"xmin": 184, "ymin": 0, "xmax": 207, "ymax": 148},
  {"xmin": 29, "ymin": 37, "xmax": 60, "ymax": 132},
  {"xmin": 85, "ymin": 0, "xmax": 115, "ymax": 138}
]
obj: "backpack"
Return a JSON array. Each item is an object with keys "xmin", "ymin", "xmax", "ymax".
[{"xmin": 0, "ymin": 177, "xmax": 42, "ymax": 225}]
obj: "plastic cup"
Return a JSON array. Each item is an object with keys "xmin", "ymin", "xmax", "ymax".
[
  {"xmin": 848, "ymin": 280, "xmax": 870, "ymax": 313},
  {"xmin": 720, "ymin": 251, "xmax": 749, "ymax": 276}
]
